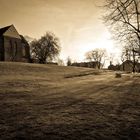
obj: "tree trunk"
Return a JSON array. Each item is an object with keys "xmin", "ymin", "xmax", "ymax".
[
  {"xmin": 132, "ymin": 49, "xmax": 136, "ymax": 73},
  {"xmin": 123, "ymin": 63, "xmax": 125, "ymax": 71}
]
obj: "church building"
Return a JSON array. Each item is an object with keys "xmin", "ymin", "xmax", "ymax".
[{"xmin": 0, "ymin": 25, "xmax": 31, "ymax": 62}]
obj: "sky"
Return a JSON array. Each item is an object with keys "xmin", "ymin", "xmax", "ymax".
[{"xmin": 0, "ymin": 0, "xmax": 121, "ymax": 65}]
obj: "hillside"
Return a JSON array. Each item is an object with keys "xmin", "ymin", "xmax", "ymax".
[{"xmin": 0, "ymin": 62, "xmax": 140, "ymax": 139}]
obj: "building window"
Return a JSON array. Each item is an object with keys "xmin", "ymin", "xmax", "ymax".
[
  {"xmin": 14, "ymin": 42, "xmax": 18, "ymax": 57},
  {"xmin": 9, "ymin": 40, "xmax": 13, "ymax": 53},
  {"xmin": 22, "ymin": 44, "xmax": 26, "ymax": 57},
  {"xmin": 9, "ymin": 40, "xmax": 18, "ymax": 61}
]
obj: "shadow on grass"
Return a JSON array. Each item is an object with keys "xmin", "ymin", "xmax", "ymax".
[
  {"xmin": 64, "ymin": 71, "xmax": 101, "ymax": 78},
  {"xmin": 0, "ymin": 76, "xmax": 140, "ymax": 139}
]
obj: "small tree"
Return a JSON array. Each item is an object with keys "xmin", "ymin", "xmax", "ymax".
[
  {"xmin": 31, "ymin": 32, "xmax": 60, "ymax": 64},
  {"xmin": 57, "ymin": 58, "xmax": 64, "ymax": 66},
  {"xmin": 109, "ymin": 53, "xmax": 114, "ymax": 66},
  {"xmin": 67, "ymin": 57, "xmax": 72, "ymax": 66}
]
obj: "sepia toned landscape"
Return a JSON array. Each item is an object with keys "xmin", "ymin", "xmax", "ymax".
[
  {"xmin": 0, "ymin": 62, "xmax": 140, "ymax": 139},
  {"xmin": 0, "ymin": 0, "xmax": 140, "ymax": 139}
]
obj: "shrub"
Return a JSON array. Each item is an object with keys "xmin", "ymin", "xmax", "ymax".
[{"xmin": 115, "ymin": 73, "xmax": 122, "ymax": 78}]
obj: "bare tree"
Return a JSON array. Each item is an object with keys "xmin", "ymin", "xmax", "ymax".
[
  {"xmin": 85, "ymin": 48, "xmax": 107, "ymax": 69},
  {"xmin": 121, "ymin": 49, "xmax": 127, "ymax": 71},
  {"xmin": 109, "ymin": 53, "xmax": 115, "ymax": 65},
  {"xmin": 104, "ymin": 0, "xmax": 140, "ymax": 39},
  {"xmin": 103, "ymin": 0, "xmax": 140, "ymax": 72},
  {"xmin": 31, "ymin": 32, "xmax": 60, "ymax": 64}
]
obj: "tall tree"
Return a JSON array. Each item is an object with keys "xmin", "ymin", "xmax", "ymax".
[{"xmin": 31, "ymin": 32, "xmax": 60, "ymax": 64}]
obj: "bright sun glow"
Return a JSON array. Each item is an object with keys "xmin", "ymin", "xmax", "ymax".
[{"xmin": 60, "ymin": 30, "xmax": 121, "ymax": 66}]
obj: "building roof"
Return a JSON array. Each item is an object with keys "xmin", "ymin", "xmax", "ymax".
[
  {"xmin": 0, "ymin": 25, "xmax": 12, "ymax": 37},
  {"xmin": 0, "ymin": 25, "xmax": 22, "ymax": 39},
  {"xmin": 123, "ymin": 60, "xmax": 133, "ymax": 64}
]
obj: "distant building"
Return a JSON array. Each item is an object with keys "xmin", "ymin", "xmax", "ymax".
[
  {"xmin": 71, "ymin": 61, "xmax": 102, "ymax": 69},
  {"xmin": 108, "ymin": 60, "xmax": 140, "ymax": 72},
  {"xmin": 108, "ymin": 64, "xmax": 120, "ymax": 71},
  {"xmin": 120, "ymin": 60, "xmax": 140, "ymax": 72},
  {"xmin": 0, "ymin": 25, "xmax": 31, "ymax": 62}
]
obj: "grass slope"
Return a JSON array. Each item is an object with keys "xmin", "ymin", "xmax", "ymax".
[{"xmin": 0, "ymin": 62, "xmax": 140, "ymax": 140}]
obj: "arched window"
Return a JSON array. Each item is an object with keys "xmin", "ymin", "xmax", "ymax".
[
  {"xmin": 9, "ymin": 40, "xmax": 13, "ymax": 53},
  {"xmin": 9, "ymin": 40, "xmax": 18, "ymax": 61},
  {"xmin": 13, "ymin": 42, "xmax": 18, "ymax": 57},
  {"xmin": 22, "ymin": 44, "xmax": 26, "ymax": 57}
]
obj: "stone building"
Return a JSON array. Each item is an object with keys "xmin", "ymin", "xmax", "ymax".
[{"xmin": 0, "ymin": 25, "xmax": 31, "ymax": 62}]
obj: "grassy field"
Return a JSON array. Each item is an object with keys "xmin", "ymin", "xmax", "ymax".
[{"xmin": 0, "ymin": 62, "xmax": 140, "ymax": 140}]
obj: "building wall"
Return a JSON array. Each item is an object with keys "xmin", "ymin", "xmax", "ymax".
[
  {"xmin": 120, "ymin": 61, "xmax": 140, "ymax": 72},
  {"xmin": 120, "ymin": 62, "xmax": 133, "ymax": 72},
  {"xmin": 135, "ymin": 64, "xmax": 140, "ymax": 72},
  {"xmin": 4, "ymin": 36, "xmax": 23, "ymax": 61},
  {"xmin": 20, "ymin": 35, "xmax": 31, "ymax": 62},
  {"xmin": 0, "ymin": 37, "xmax": 4, "ymax": 61}
]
